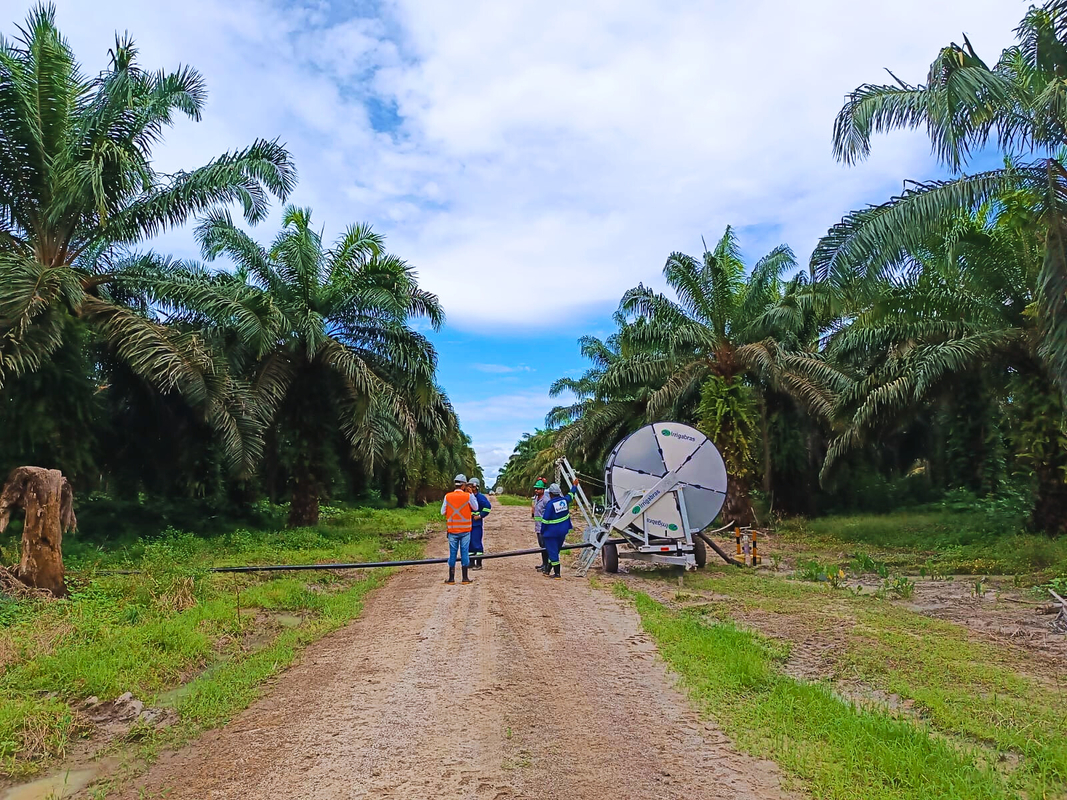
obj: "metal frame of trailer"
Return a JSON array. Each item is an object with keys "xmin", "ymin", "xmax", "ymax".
[{"xmin": 558, "ymin": 456, "xmax": 703, "ymax": 575}]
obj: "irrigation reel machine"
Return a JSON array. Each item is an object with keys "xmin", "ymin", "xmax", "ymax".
[{"xmin": 557, "ymin": 421, "xmax": 733, "ymax": 576}]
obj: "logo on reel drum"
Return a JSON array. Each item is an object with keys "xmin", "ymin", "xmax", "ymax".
[
  {"xmin": 660, "ymin": 428, "xmax": 696, "ymax": 442},
  {"xmin": 646, "ymin": 518, "xmax": 681, "ymax": 532}
]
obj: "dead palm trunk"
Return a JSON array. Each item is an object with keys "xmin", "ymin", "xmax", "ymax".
[{"xmin": 0, "ymin": 467, "xmax": 77, "ymax": 597}]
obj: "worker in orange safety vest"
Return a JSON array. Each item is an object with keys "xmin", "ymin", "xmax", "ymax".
[{"xmin": 440, "ymin": 474, "xmax": 480, "ymax": 585}]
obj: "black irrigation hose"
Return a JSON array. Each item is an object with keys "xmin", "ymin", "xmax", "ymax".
[
  {"xmin": 696, "ymin": 530, "xmax": 743, "ymax": 567},
  {"xmin": 97, "ymin": 539, "xmax": 631, "ymax": 576}
]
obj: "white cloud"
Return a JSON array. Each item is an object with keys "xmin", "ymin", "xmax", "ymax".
[
  {"xmin": 35, "ymin": 0, "xmax": 1022, "ymax": 329},
  {"xmin": 452, "ymin": 389, "xmax": 558, "ymax": 481},
  {"xmin": 471, "ymin": 363, "xmax": 534, "ymax": 374},
  {"xmin": 476, "ymin": 443, "xmax": 520, "ymax": 488},
  {"xmin": 453, "ymin": 390, "xmax": 555, "ymax": 426}
]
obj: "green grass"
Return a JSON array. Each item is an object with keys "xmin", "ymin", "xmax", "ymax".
[
  {"xmin": 631, "ymin": 565, "xmax": 1067, "ymax": 798},
  {"xmin": 776, "ymin": 511, "xmax": 1067, "ymax": 577},
  {"xmin": 843, "ymin": 606, "xmax": 1067, "ymax": 788},
  {"xmin": 0, "ymin": 503, "xmax": 439, "ymax": 779},
  {"xmin": 495, "ymin": 494, "xmax": 532, "ymax": 507},
  {"xmin": 619, "ymin": 583, "xmax": 1020, "ymax": 799}
]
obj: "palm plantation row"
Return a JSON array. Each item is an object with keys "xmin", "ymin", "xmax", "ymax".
[
  {"xmin": 0, "ymin": 6, "xmax": 478, "ymax": 528},
  {"xmin": 499, "ymin": 1, "xmax": 1067, "ymax": 536}
]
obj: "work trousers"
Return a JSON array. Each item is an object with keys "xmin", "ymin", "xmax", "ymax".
[
  {"xmin": 543, "ymin": 531, "xmax": 566, "ymax": 566},
  {"xmin": 536, "ymin": 530, "xmax": 549, "ymax": 568},
  {"xmin": 447, "ymin": 532, "xmax": 471, "ymax": 568},
  {"xmin": 469, "ymin": 525, "xmax": 484, "ymax": 556}
]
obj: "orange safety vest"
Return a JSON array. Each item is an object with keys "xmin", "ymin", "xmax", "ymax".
[{"xmin": 444, "ymin": 490, "xmax": 473, "ymax": 534}]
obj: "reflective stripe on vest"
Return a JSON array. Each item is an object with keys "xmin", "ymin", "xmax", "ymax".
[{"xmin": 445, "ymin": 490, "xmax": 473, "ymax": 533}]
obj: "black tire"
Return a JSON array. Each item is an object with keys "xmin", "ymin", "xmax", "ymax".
[
  {"xmin": 602, "ymin": 542, "xmax": 619, "ymax": 573},
  {"xmin": 692, "ymin": 535, "xmax": 707, "ymax": 569}
]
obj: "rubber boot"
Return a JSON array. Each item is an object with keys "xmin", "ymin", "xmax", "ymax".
[
  {"xmin": 552, "ymin": 564, "xmax": 562, "ymax": 579},
  {"xmin": 461, "ymin": 566, "xmax": 473, "ymax": 585},
  {"xmin": 445, "ymin": 568, "xmax": 455, "ymax": 585}
]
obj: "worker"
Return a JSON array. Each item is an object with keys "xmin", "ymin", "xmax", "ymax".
[
  {"xmin": 468, "ymin": 477, "xmax": 491, "ymax": 569},
  {"xmin": 540, "ymin": 483, "xmax": 574, "ymax": 579},
  {"xmin": 531, "ymin": 478, "xmax": 550, "ymax": 573},
  {"xmin": 440, "ymin": 474, "xmax": 479, "ymax": 585}
]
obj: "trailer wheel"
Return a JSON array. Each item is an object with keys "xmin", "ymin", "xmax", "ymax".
[
  {"xmin": 602, "ymin": 542, "xmax": 619, "ymax": 573},
  {"xmin": 692, "ymin": 536, "xmax": 707, "ymax": 568}
]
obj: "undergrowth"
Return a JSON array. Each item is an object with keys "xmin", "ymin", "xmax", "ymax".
[{"xmin": 776, "ymin": 510, "xmax": 1067, "ymax": 578}]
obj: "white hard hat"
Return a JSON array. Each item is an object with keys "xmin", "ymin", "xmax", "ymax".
[
  {"xmin": 469, "ymin": 477, "xmax": 481, "ymax": 488},
  {"xmin": 548, "ymin": 483, "xmax": 562, "ymax": 495},
  {"xmin": 454, "ymin": 474, "xmax": 467, "ymax": 484}
]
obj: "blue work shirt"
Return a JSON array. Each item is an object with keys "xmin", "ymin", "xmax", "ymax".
[
  {"xmin": 471, "ymin": 492, "xmax": 491, "ymax": 530},
  {"xmin": 540, "ymin": 494, "xmax": 572, "ymax": 538}
]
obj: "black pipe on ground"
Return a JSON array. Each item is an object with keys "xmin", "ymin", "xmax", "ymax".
[
  {"xmin": 97, "ymin": 539, "xmax": 630, "ymax": 576},
  {"xmin": 696, "ymin": 530, "xmax": 743, "ymax": 567}
]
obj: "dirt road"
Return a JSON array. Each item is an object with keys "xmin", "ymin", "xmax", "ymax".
[{"xmin": 118, "ymin": 506, "xmax": 793, "ymax": 800}]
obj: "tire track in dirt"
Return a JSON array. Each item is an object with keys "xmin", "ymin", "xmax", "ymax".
[{"xmin": 115, "ymin": 506, "xmax": 796, "ymax": 800}]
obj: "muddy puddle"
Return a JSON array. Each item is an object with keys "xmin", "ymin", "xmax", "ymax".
[{"xmin": 3, "ymin": 767, "xmax": 97, "ymax": 800}]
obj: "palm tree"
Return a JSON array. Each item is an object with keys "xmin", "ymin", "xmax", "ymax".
[
  {"xmin": 603, "ymin": 227, "xmax": 819, "ymax": 524},
  {"xmin": 826, "ymin": 0, "xmax": 1067, "ymax": 394},
  {"xmin": 547, "ymin": 331, "xmax": 650, "ymax": 466},
  {"xmin": 0, "ymin": 6, "xmax": 295, "ymax": 473},
  {"xmin": 193, "ymin": 206, "xmax": 443, "ymax": 526},
  {"xmin": 395, "ymin": 422, "xmax": 482, "ymax": 505},
  {"xmin": 811, "ymin": 204, "xmax": 1067, "ymax": 532},
  {"xmin": 496, "ymin": 430, "xmax": 562, "ymax": 496}
]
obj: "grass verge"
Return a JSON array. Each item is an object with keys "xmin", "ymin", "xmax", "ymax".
[
  {"xmin": 617, "ymin": 583, "xmax": 1021, "ymax": 799},
  {"xmin": 495, "ymin": 494, "xmax": 532, "ymax": 507},
  {"xmin": 622, "ymin": 563, "xmax": 1067, "ymax": 799},
  {"xmin": 0, "ymin": 503, "xmax": 438, "ymax": 781},
  {"xmin": 776, "ymin": 511, "xmax": 1067, "ymax": 578}
]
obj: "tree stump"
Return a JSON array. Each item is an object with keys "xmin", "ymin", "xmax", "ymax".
[{"xmin": 0, "ymin": 467, "xmax": 77, "ymax": 597}]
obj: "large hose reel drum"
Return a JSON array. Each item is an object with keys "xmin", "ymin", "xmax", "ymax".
[{"xmin": 603, "ymin": 421, "xmax": 728, "ymax": 540}]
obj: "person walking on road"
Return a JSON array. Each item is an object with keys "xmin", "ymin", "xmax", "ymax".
[
  {"xmin": 441, "ymin": 474, "xmax": 479, "ymax": 585},
  {"xmin": 540, "ymin": 482, "xmax": 575, "ymax": 579},
  {"xmin": 469, "ymin": 478, "xmax": 491, "ymax": 569},
  {"xmin": 531, "ymin": 478, "xmax": 550, "ymax": 573}
]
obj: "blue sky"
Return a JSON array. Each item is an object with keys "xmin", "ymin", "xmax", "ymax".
[{"xmin": 6, "ymin": 0, "xmax": 1025, "ymax": 483}]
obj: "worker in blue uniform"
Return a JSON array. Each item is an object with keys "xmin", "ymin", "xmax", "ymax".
[
  {"xmin": 468, "ymin": 478, "xmax": 491, "ymax": 569},
  {"xmin": 540, "ymin": 482, "xmax": 577, "ymax": 579}
]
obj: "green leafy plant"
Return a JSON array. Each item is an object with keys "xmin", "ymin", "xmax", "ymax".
[
  {"xmin": 794, "ymin": 559, "xmax": 826, "ymax": 583},
  {"xmin": 881, "ymin": 575, "xmax": 916, "ymax": 600},
  {"xmin": 851, "ymin": 552, "xmax": 890, "ymax": 578},
  {"xmin": 793, "ymin": 559, "xmax": 847, "ymax": 588}
]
